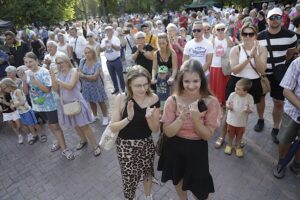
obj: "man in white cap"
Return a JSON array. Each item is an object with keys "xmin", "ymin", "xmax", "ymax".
[
  {"xmin": 255, "ymin": 7, "xmax": 297, "ymax": 143},
  {"xmin": 100, "ymin": 25, "xmax": 125, "ymax": 95}
]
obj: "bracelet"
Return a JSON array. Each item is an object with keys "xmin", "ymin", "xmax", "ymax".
[{"xmin": 126, "ymin": 117, "xmax": 132, "ymax": 122}]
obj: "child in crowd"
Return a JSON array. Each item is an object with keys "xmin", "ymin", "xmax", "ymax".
[
  {"xmin": 225, "ymin": 78, "xmax": 254, "ymax": 157},
  {"xmin": 0, "ymin": 78, "xmax": 39, "ymax": 145},
  {"xmin": 156, "ymin": 65, "xmax": 171, "ymax": 112},
  {"xmin": 0, "ymin": 84, "xmax": 23, "ymax": 144}
]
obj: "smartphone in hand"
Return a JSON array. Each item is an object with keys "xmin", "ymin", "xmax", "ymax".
[{"xmin": 198, "ymin": 100, "xmax": 208, "ymax": 112}]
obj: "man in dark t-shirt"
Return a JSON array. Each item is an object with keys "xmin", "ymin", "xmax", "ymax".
[
  {"xmin": 5, "ymin": 31, "xmax": 30, "ymax": 67},
  {"xmin": 255, "ymin": 7, "xmax": 297, "ymax": 143}
]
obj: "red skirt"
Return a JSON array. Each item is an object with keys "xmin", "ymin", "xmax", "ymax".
[{"xmin": 209, "ymin": 67, "xmax": 229, "ymax": 105}]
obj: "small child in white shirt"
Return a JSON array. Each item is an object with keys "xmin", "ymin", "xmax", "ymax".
[{"xmin": 225, "ymin": 78, "xmax": 254, "ymax": 157}]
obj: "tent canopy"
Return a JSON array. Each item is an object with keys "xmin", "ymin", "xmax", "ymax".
[{"xmin": 0, "ymin": 20, "xmax": 13, "ymax": 29}]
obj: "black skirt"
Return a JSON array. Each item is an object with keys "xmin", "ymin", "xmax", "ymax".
[
  {"xmin": 225, "ymin": 75, "xmax": 262, "ymax": 104},
  {"xmin": 157, "ymin": 136, "xmax": 214, "ymax": 200}
]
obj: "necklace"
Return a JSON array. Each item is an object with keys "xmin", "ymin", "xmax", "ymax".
[{"xmin": 133, "ymin": 96, "xmax": 147, "ymax": 107}]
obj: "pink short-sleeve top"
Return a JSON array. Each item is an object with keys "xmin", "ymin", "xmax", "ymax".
[{"xmin": 162, "ymin": 95, "xmax": 222, "ymax": 140}]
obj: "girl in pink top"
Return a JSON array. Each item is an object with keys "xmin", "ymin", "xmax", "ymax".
[{"xmin": 157, "ymin": 59, "xmax": 222, "ymax": 200}]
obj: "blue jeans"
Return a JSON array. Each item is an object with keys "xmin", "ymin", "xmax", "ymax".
[{"xmin": 106, "ymin": 58, "xmax": 125, "ymax": 92}]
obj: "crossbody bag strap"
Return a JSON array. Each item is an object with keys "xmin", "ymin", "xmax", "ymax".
[
  {"xmin": 126, "ymin": 36, "xmax": 133, "ymax": 51},
  {"xmin": 265, "ymin": 32, "xmax": 275, "ymax": 69},
  {"xmin": 149, "ymin": 34, "xmax": 153, "ymax": 44},
  {"xmin": 242, "ymin": 45, "xmax": 260, "ymax": 76}
]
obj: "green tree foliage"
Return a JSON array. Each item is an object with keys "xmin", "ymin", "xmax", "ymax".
[{"xmin": 0, "ymin": 0, "xmax": 76, "ymax": 27}]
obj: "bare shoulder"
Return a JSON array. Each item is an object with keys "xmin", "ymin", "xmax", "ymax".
[{"xmin": 149, "ymin": 93, "xmax": 159, "ymax": 104}]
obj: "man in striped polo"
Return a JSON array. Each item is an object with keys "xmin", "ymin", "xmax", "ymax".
[{"xmin": 255, "ymin": 7, "xmax": 297, "ymax": 143}]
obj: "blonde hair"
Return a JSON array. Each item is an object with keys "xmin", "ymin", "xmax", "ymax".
[
  {"xmin": 55, "ymin": 54, "xmax": 74, "ymax": 72},
  {"xmin": 0, "ymin": 78, "xmax": 18, "ymax": 89},
  {"xmin": 157, "ymin": 32, "xmax": 172, "ymax": 56},
  {"xmin": 84, "ymin": 45, "xmax": 97, "ymax": 61}
]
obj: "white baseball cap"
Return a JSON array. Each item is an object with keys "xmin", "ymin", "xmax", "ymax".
[{"xmin": 267, "ymin": 7, "xmax": 283, "ymax": 19}]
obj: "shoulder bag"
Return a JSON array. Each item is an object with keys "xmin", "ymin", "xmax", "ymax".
[
  {"xmin": 212, "ymin": 36, "xmax": 231, "ymax": 76},
  {"xmin": 99, "ymin": 125, "xmax": 118, "ymax": 151},
  {"xmin": 242, "ymin": 46, "xmax": 271, "ymax": 94},
  {"xmin": 99, "ymin": 94, "xmax": 126, "ymax": 150},
  {"xmin": 60, "ymin": 70, "xmax": 81, "ymax": 116},
  {"xmin": 155, "ymin": 96, "xmax": 176, "ymax": 156}
]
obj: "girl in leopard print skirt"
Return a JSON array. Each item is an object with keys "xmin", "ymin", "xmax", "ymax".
[{"xmin": 110, "ymin": 65, "xmax": 160, "ymax": 200}]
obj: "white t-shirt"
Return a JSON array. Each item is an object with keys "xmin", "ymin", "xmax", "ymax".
[
  {"xmin": 183, "ymin": 38, "xmax": 214, "ymax": 67},
  {"xmin": 42, "ymin": 51, "xmax": 65, "ymax": 71},
  {"xmin": 211, "ymin": 38, "xmax": 228, "ymax": 68},
  {"xmin": 100, "ymin": 36, "xmax": 121, "ymax": 61},
  {"xmin": 226, "ymin": 92, "xmax": 254, "ymax": 127},
  {"xmin": 57, "ymin": 44, "xmax": 69, "ymax": 56},
  {"xmin": 69, "ymin": 36, "xmax": 87, "ymax": 59}
]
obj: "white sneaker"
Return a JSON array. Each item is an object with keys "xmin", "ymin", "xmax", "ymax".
[
  {"xmin": 144, "ymin": 194, "xmax": 153, "ymax": 200},
  {"xmin": 102, "ymin": 117, "xmax": 109, "ymax": 126},
  {"xmin": 27, "ymin": 133, "xmax": 33, "ymax": 143},
  {"xmin": 18, "ymin": 135, "xmax": 24, "ymax": 144}
]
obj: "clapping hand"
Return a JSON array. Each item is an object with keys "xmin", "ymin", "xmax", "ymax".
[
  {"xmin": 189, "ymin": 100, "xmax": 201, "ymax": 120},
  {"xmin": 177, "ymin": 103, "xmax": 189, "ymax": 121},
  {"xmin": 127, "ymin": 100, "xmax": 134, "ymax": 121},
  {"xmin": 250, "ymin": 40, "xmax": 259, "ymax": 58},
  {"xmin": 145, "ymin": 106, "xmax": 156, "ymax": 118}
]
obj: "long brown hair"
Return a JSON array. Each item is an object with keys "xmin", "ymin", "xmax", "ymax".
[
  {"xmin": 174, "ymin": 59, "xmax": 211, "ymax": 97},
  {"xmin": 125, "ymin": 65, "xmax": 153, "ymax": 100}
]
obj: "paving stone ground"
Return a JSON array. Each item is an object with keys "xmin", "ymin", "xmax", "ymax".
[{"xmin": 0, "ymin": 57, "xmax": 299, "ymax": 200}]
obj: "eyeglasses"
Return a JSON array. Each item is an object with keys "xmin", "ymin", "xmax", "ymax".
[
  {"xmin": 131, "ymin": 83, "xmax": 149, "ymax": 89},
  {"xmin": 241, "ymin": 32, "xmax": 255, "ymax": 37},
  {"xmin": 56, "ymin": 61, "xmax": 64, "ymax": 65},
  {"xmin": 86, "ymin": 35, "xmax": 93, "ymax": 38},
  {"xmin": 192, "ymin": 29, "xmax": 202, "ymax": 33},
  {"xmin": 269, "ymin": 15, "xmax": 282, "ymax": 21},
  {"xmin": 216, "ymin": 28, "xmax": 225, "ymax": 32}
]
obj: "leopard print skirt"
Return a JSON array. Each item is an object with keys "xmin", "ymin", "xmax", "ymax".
[{"xmin": 116, "ymin": 136, "xmax": 155, "ymax": 199}]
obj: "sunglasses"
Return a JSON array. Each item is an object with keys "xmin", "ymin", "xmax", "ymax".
[
  {"xmin": 241, "ymin": 32, "xmax": 255, "ymax": 37},
  {"xmin": 269, "ymin": 15, "xmax": 282, "ymax": 21},
  {"xmin": 192, "ymin": 29, "xmax": 202, "ymax": 33},
  {"xmin": 137, "ymin": 37, "xmax": 145, "ymax": 39},
  {"xmin": 216, "ymin": 28, "xmax": 225, "ymax": 32},
  {"xmin": 86, "ymin": 35, "xmax": 93, "ymax": 38}
]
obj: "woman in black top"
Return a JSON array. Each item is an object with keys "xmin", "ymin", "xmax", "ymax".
[
  {"xmin": 131, "ymin": 32, "xmax": 154, "ymax": 74},
  {"xmin": 151, "ymin": 33, "xmax": 177, "ymax": 86},
  {"xmin": 110, "ymin": 65, "xmax": 160, "ymax": 200},
  {"xmin": 257, "ymin": 11, "xmax": 267, "ymax": 33}
]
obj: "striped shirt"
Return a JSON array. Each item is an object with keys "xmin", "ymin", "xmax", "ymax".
[
  {"xmin": 280, "ymin": 57, "xmax": 300, "ymax": 124},
  {"xmin": 258, "ymin": 28, "xmax": 297, "ymax": 74}
]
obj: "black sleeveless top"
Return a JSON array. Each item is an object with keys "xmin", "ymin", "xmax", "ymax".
[
  {"xmin": 157, "ymin": 51, "xmax": 172, "ymax": 69},
  {"xmin": 0, "ymin": 93, "xmax": 14, "ymax": 113},
  {"xmin": 118, "ymin": 98, "xmax": 160, "ymax": 140}
]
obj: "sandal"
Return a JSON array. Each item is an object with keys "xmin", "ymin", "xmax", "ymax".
[
  {"xmin": 215, "ymin": 137, "xmax": 224, "ymax": 149},
  {"xmin": 62, "ymin": 149, "xmax": 75, "ymax": 160},
  {"xmin": 39, "ymin": 134, "xmax": 47, "ymax": 143},
  {"xmin": 50, "ymin": 143, "xmax": 61, "ymax": 152},
  {"xmin": 29, "ymin": 135, "xmax": 39, "ymax": 145},
  {"xmin": 76, "ymin": 141, "xmax": 88, "ymax": 150},
  {"xmin": 94, "ymin": 146, "xmax": 101, "ymax": 157}
]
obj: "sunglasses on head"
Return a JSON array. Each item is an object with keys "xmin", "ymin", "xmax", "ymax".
[
  {"xmin": 192, "ymin": 29, "xmax": 202, "ymax": 33},
  {"xmin": 269, "ymin": 15, "xmax": 282, "ymax": 21},
  {"xmin": 241, "ymin": 32, "xmax": 255, "ymax": 37},
  {"xmin": 216, "ymin": 28, "xmax": 225, "ymax": 32}
]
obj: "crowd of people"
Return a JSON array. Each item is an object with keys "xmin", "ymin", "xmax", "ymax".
[{"xmin": 0, "ymin": 2, "xmax": 300, "ymax": 200}]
